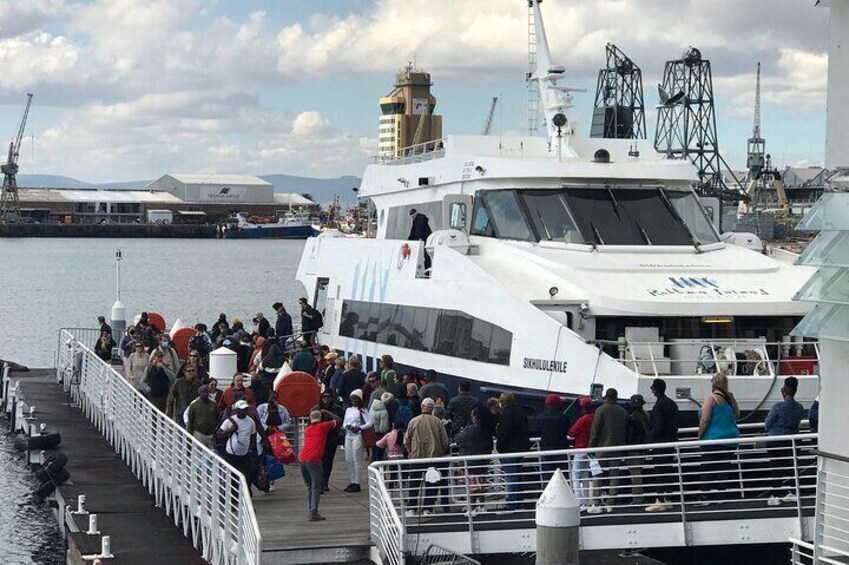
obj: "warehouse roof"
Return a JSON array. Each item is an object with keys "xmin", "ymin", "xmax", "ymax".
[
  {"xmin": 18, "ymin": 188, "xmax": 183, "ymax": 204},
  {"xmin": 152, "ymin": 173, "xmax": 272, "ymax": 187}
]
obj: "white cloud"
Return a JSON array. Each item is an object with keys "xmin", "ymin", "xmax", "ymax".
[
  {"xmin": 291, "ymin": 111, "xmax": 328, "ymax": 136},
  {"xmin": 0, "ymin": 0, "xmax": 831, "ymax": 181}
]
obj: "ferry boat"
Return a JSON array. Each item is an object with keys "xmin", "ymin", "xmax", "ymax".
[
  {"xmin": 296, "ymin": 0, "xmax": 818, "ymax": 420},
  {"xmin": 223, "ymin": 213, "xmax": 318, "ymax": 239}
]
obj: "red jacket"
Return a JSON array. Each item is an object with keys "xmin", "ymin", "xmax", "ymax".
[
  {"xmin": 218, "ymin": 386, "xmax": 256, "ymax": 412},
  {"xmin": 569, "ymin": 413, "xmax": 594, "ymax": 449}
]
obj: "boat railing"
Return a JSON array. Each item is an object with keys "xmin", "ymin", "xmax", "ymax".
[
  {"xmin": 375, "ymin": 139, "xmax": 447, "ymax": 166},
  {"xmin": 370, "ymin": 432, "xmax": 818, "ymax": 562},
  {"xmin": 795, "ymin": 450, "xmax": 849, "ymax": 564},
  {"xmin": 612, "ymin": 339, "xmax": 818, "ymax": 379},
  {"xmin": 452, "ymin": 420, "xmax": 812, "ymax": 457},
  {"xmin": 56, "ymin": 328, "xmax": 262, "ymax": 565}
]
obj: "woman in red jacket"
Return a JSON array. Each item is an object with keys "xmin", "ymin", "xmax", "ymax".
[{"xmin": 568, "ymin": 397, "xmax": 595, "ymax": 510}]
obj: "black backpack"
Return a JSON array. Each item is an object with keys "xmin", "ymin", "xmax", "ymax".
[{"xmin": 313, "ymin": 309, "xmax": 324, "ymax": 329}]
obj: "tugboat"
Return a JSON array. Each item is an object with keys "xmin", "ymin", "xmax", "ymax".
[{"xmin": 296, "ymin": 0, "xmax": 818, "ymax": 421}]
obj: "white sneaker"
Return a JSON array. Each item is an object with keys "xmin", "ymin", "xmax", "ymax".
[
  {"xmin": 405, "ymin": 509, "xmax": 417, "ymax": 518},
  {"xmin": 782, "ymin": 492, "xmax": 798, "ymax": 504},
  {"xmin": 586, "ymin": 505, "xmax": 603, "ymax": 515},
  {"xmin": 767, "ymin": 496, "xmax": 781, "ymax": 507},
  {"xmin": 422, "ymin": 510, "xmax": 433, "ymax": 516},
  {"xmin": 603, "ymin": 505, "xmax": 613, "ymax": 514},
  {"xmin": 580, "ymin": 506, "xmax": 591, "ymax": 513},
  {"xmin": 645, "ymin": 499, "xmax": 671, "ymax": 513}
]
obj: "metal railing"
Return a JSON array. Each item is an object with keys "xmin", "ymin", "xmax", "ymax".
[
  {"xmin": 790, "ymin": 538, "xmax": 849, "ymax": 565},
  {"xmin": 56, "ymin": 329, "xmax": 261, "ymax": 565},
  {"xmin": 369, "ymin": 464, "xmax": 406, "ymax": 565},
  {"xmin": 804, "ymin": 454, "xmax": 849, "ymax": 564},
  {"xmin": 370, "ymin": 432, "xmax": 818, "ymax": 562},
  {"xmin": 375, "ymin": 139, "xmax": 447, "ymax": 166},
  {"xmin": 613, "ymin": 339, "xmax": 819, "ymax": 379}
]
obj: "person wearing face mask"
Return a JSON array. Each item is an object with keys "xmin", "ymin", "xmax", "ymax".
[
  {"xmin": 219, "ymin": 373, "xmax": 256, "ymax": 412},
  {"xmin": 150, "ymin": 333, "xmax": 180, "ymax": 373}
]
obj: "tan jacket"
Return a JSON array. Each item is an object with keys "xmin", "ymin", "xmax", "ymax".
[{"xmin": 404, "ymin": 413, "xmax": 449, "ymax": 459}]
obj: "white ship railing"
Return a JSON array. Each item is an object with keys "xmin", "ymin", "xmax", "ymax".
[
  {"xmin": 797, "ymin": 451, "xmax": 849, "ymax": 565},
  {"xmin": 370, "ymin": 432, "xmax": 818, "ymax": 562},
  {"xmin": 369, "ymin": 464, "xmax": 406, "ymax": 565},
  {"xmin": 613, "ymin": 339, "xmax": 819, "ymax": 379},
  {"xmin": 56, "ymin": 328, "xmax": 261, "ymax": 565},
  {"xmin": 376, "ymin": 139, "xmax": 447, "ymax": 166}
]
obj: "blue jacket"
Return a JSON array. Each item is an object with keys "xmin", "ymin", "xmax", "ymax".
[{"xmin": 765, "ymin": 398, "xmax": 805, "ymax": 436}]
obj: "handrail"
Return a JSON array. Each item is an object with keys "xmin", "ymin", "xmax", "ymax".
[
  {"xmin": 370, "ymin": 430, "xmax": 818, "ymax": 559},
  {"xmin": 368, "ymin": 465, "xmax": 406, "ymax": 565},
  {"xmin": 56, "ymin": 329, "xmax": 262, "ymax": 565}
]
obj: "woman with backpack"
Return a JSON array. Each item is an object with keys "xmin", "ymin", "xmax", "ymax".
[{"xmin": 342, "ymin": 390, "xmax": 372, "ymax": 493}]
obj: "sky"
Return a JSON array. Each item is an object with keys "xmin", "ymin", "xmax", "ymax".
[{"xmin": 0, "ymin": 0, "xmax": 831, "ymax": 184}]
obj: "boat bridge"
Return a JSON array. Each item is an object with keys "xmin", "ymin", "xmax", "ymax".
[{"xmin": 369, "ymin": 432, "xmax": 819, "ymax": 564}]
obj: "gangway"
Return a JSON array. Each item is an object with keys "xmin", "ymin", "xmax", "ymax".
[{"xmin": 369, "ymin": 433, "xmax": 818, "ymax": 564}]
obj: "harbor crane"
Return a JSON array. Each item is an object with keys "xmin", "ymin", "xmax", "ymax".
[
  {"xmin": 482, "ymin": 97, "xmax": 498, "ymax": 136},
  {"xmin": 0, "ymin": 93, "xmax": 34, "ymax": 224}
]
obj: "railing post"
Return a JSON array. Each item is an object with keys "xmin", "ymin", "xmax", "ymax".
[
  {"xmin": 674, "ymin": 445, "xmax": 691, "ymax": 546},
  {"xmin": 791, "ymin": 437, "xmax": 804, "ymax": 538},
  {"xmin": 462, "ymin": 459, "xmax": 477, "ymax": 554}
]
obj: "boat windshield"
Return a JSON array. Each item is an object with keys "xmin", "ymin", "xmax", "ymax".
[{"xmin": 471, "ymin": 186, "xmax": 719, "ymax": 246}]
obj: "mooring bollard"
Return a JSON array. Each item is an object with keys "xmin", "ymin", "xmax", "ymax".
[
  {"xmin": 88, "ymin": 514, "xmax": 99, "ymax": 535},
  {"xmin": 536, "ymin": 468, "xmax": 580, "ymax": 565},
  {"xmin": 99, "ymin": 535, "xmax": 114, "ymax": 559},
  {"xmin": 72, "ymin": 494, "xmax": 88, "ymax": 515}
]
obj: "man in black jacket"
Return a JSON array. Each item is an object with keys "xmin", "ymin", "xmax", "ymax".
[
  {"xmin": 446, "ymin": 381, "xmax": 479, "ymax": 434},
  {"xmin": 408, "ymin": 209, "xmax": 433, "ymax": 271},
  {"xmin": 340, "ymin": 357, "xmax": 366, "ymax": 405},
  {"xmin": 299, "ymin": 297, "xmax": 323, "ymax": 346},
  {"xmin": 273, "ymin": 302, "xmax": 293, "ymax": 345},
  {"xmin": 645, "ymin": 378, "xmax": 679, "ymax": 512},
  {"xmin": 496, "ymin": 392, "xmax": 530, "ymax": 505}
]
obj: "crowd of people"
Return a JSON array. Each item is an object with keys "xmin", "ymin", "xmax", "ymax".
[{"xmin": 95, "ymin": 306, "xmax": 815, "ymax": 521}]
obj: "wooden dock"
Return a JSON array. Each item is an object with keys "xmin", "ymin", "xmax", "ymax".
[
  {"xmin": 253, "ymin": 450, "xmax": 374, "ymax": 564},
  {"xmin": 9, "ymin": 369, "xmax": 206, "ymax": 565}
]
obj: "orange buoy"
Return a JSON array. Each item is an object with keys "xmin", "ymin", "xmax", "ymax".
[
  {"xmin": 171, "ymin": 327, "xmax": 195, "ymax": 359},
  {"xmin": 274, "ymin": 371, "xmax": 320, "ymax": 418},
  {"xmin": 147, "ymin": 312, "xmax": 166, "ymax": 332}
]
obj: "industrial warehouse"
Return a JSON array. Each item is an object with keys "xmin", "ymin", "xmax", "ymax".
[{"xmin": 14, "ymin": 173, "xmax": 318, "ymax": 224}]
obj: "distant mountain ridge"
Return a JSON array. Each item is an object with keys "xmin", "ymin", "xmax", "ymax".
[{"xmin": 17, "ymin": 173, "xmax": 363, "ymax": 205}]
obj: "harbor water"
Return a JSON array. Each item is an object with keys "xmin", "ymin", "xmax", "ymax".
[
  {"xmin": 0, "ymin": 238, "xmax": 306, "ymax": 563},
  {"xmin": 0, "ymin": 238, "xmax": 307, "ymax": 368}
]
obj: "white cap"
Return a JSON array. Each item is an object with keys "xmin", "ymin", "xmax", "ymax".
[{"xmin": 234, "ymin": 400, "xmax": 249, "ymax": 410}]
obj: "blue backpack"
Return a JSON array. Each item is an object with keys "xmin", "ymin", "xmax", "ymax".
[{"xmin": 397, "ymin": 404, "xmax": 413, "ymax": 427}]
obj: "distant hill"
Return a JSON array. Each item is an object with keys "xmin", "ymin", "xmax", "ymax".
[
  {"xmin": 259, "ymin": 174, "xmax": 362, "ymax": 205},
  {"xmin": 17, "ymin": 173, "xmax": 363, "ymax": 205}
]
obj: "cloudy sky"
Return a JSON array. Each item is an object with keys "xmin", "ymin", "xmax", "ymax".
[{"xmin": 0, "ymin": 0, "xmax": 830, "ymax": 183}]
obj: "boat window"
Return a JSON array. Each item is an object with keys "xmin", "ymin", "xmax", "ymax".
[
  {"xmin": 666, "ymin": 191, "xmax": 721, "ymax": 244},
  {"xmin": 471, "ymin": 199, "xmax": 494, "ymax": 236},
  {"xmin": 520, "ymin": 191, "xmax": 584, "ymax": 244},
  {"xmin": 340, "ymin": 300, "xmax": 512, "ymax": 365},
  {"xmin": 449, "ymin": 202, "xmax": 468, "ymax": 230},
  {"xmin": 485, "ymin": 190, "xmax": 533, "ymax": 241},
  {"xmin": 314, "ymin": 278, "xmax": 329, "ymax": 319},
  {"xmin": 562, "ymin": 187, "xmax": 709, "ymax": 245}
]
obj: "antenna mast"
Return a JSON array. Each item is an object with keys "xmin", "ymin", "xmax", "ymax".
[{"xmin": 527, "ymin": 1, "xmax": 540, "ymax": 136}]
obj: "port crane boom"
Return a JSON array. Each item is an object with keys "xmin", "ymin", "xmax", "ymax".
[
  {"xmin": 0, "ymin": 93, "xmax": 34, "ymax": 223},
  {"xmin": 482, "ymin": 97, "xmax": 498, "ymax": 135}
]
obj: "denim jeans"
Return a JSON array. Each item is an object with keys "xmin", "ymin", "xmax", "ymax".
[{"xmin": 300, "ymin": 461, "xmax": 324, "ymax": 516}]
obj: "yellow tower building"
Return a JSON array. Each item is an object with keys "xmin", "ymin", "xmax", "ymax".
[{"xmin": 378, "ymin": 64, "xmax": 443, "ymax": 159}]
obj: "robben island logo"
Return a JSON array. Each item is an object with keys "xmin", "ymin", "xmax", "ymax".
[
  {"xmin": 669, "ymin": 276, "xmax": 719, "ymax": 289},
  {"xmin": 648, "ymin": 276, "xmax": 770, "ymax": 297}
]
